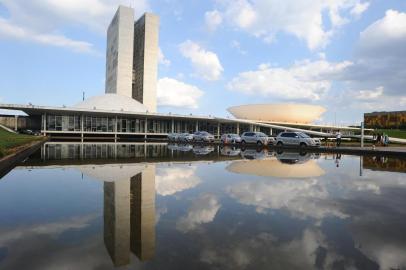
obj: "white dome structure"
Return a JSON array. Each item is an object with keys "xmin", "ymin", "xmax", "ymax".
[
  {"xmin": 227, "ymin": 103, "xmax": 326, "ymax": 124},
  {"xmin": 74, "ymin": 94, "xmax": 148, "ymax": 113}
]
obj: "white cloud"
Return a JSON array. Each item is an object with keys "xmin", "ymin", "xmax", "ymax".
[
  {"xmin": 205, "ymin": 9, "xmax": 223, "ymax": 32},
  {"xmin": 158, "ymin": 47, "xmax": 171, "ymax": 66},
  {"xmin": 350, "ymin": 2, "xmax": 370, "ymax": 16},
  {"xmin": 0, "ymin": 17, "xmax": 94, "ymax": 53},
  {"xmin": 155, "ymin": 166, "xmax": 201, "ymax": 196},
  {"xmin": 228, "ymin": 60, "xmax": 351, "ymax": 100},
  {"xmin": 177, "ymin": 193, "xmax": 221, "ymax": 232},
  {"xmin": 179, "ymin": 40, "xmax": 224, "ymax": 81},
  {"xmin": 215, "ymin": 0, "xmax": 370, "ymax": 50},
  {"xmin": 0, "ymin": 0, "xmax": 149, "ymax": 53},
  {"xmin": 227, "ymin": 178, "xmax": 347, "ymax": 220},
  {"xmin": 230, "ymin": 40, "xmax": 247, "ymax": 55},
  {"xmin": 358, "ymin": 9, "xmax": 406, "ymax": 59},
  {"xmin": 0, "ymin": 0, "xmax": 149, "ymax": 33},
  {"xmin": 332, "ymin": 9, "xmax": 406, "ymax": 111},
  {"xmin": 353, "ymin": 86, "xmax": 384, "ymax": 100},
  {"xmin": 157, "ymin": 77, "xmax": 204, "ymax": 109}
]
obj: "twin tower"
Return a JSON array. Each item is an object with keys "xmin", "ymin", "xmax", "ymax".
[{"xmin": 105, "ymin": 6, "xmax": 159, "ymax": 113}]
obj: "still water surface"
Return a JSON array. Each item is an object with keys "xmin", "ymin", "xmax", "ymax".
[{"xmin": 0, "ymin": 143, "xmax": 405, "ymax": 270}]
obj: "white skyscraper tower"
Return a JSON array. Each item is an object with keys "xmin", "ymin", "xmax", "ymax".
[{"xmin": 105, "ymin": 6, "xmax": 159, "ymax": 113}]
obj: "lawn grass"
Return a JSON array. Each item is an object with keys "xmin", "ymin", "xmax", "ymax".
[
  {"xmin": 0, "ymin": 127, "xmax": 43, "ymax": 157},
  {"xmin": 377, "ymin": 129, "xmax": 406, "ymax": 139}
]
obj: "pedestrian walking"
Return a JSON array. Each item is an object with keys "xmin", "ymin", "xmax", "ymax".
[{"xmin": 336, "ymin": 130, "xmax": 342, "ymax": 147}]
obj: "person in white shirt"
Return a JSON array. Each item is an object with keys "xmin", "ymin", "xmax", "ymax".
[{"xmin": 336, "ymin": 130, "xmax": 342, "ymax": 147}]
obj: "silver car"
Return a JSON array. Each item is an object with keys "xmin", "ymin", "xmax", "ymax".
[
  {"xmin": 276, "ymin": 132, "xmax": 321, "ymax": 147},
  {"xmin": 178, "ymin": 133, "xmax": 194, "ymax": 142},
  {"xmin": 221, "ymin": 133, "xmax": 241, "ymax": 144},
  {"xmin": 240, "ymin": 132, "xmax": 269, "ymax": 145},
  {"xmin": 193, "ymin": 131, "xmax": 215, "ymax": 142}
]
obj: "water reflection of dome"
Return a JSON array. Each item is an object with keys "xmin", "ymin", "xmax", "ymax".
[{"xmin": 226, "ymin": 158, "xmax": 325, "ymax": 178}]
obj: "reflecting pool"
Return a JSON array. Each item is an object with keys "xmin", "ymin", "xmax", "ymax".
[{"xmin": 0, "ymin": 143, "xmax": 405, "ymax": 270}]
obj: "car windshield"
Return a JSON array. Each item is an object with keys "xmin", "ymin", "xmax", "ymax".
[
  {"xmin": 298, "ymin": 132, "xmax": 310, "ymax": 138},
  {"xmin": 257, "ymin": 132, "xmax": 267, "ymax": 137},
  {"xmin": 230, "ymin": 134, "xmax": 239, "ymax": 137}
]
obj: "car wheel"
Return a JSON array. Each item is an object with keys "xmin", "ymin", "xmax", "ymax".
[
  {"xmin": 241, "ymin": 140, "xmax": 246, "ymax": 145},
  {"xmin": 277, "ymin": 141, "xmax": 283, "ymax": 146},
  {"xmin": 257, "ymin": 141, "xmax": 263, "ymax": 146},
  {"xmin": 300, "ymin": 142, "xmax": 307, "ymax": 148}
]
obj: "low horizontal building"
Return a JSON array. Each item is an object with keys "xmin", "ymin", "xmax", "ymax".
[{"xmin": 364, "ymin": 111, "xmax": 406, "ymax": 129}]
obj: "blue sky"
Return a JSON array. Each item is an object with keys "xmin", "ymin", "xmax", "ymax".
[{"xmin": 0, "ymin": 0, "xmax": 405, "ymax": 125}]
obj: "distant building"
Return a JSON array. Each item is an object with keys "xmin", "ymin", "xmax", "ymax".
[
  {"xmin": 364, "ymin": 111, "xmax": 406, "ymax": 129},
  {"xmin": 106, "ymin": 6, "xmax": 159, "ymax": 113}
]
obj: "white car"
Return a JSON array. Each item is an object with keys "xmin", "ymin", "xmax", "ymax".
[
  {"xmin": 240, "ymin": 132, "xmax": 269, "ymax": 145},
  {"xmin": 276, "ymin": 132, "xmax": 321, "ymax": 147},
  {"xmin": 193, "ymin": 131, "xmax": 215, "ymax": 142},
  {"xmin": 221, "ymin": 134, "xmax": 242, "ymax": 144},
  {"xmin": 178, "ymin": 133, "xmax": 194, "ymax": 142}
]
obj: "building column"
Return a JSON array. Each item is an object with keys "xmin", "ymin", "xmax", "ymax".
[
  {"xmin": 144, "ymin": 118, "xmax": 148, "ymax": 139},
  {"xmin": 195, "ymin": 121, "xmax": 198, "ymax": 132},
  {"xmin": 236, "ymin": 123, "xmax": 240, "ymax": 135},
  {"xmin": 43, "ymin": 113, "xmax": 47, "ymax": 136},
  {"xmin": 81, "ymin": 114, "xmax": 84, "ymax": 142},
  {"xmin": 171, "ymin": 119, "xmax": 174, "ymax": 133},
  {"xmin": 14, "ymin": 115, "xmax": 18, "ymax": 131},
  {"xmin": 115, "ymin": 116, "xmax": 118, "ymax": 142},
  {"xmin": 270, "ymin": 128, "xmax": 273, "ymax": 136},
  {"xmin": 217, "ymin": 122, "xmax": 220, "ymax": 139}
]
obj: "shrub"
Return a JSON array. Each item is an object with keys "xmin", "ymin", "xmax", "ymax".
[{"xmin": 0, "ymin": 147, "xmax": 5, "ymax": 158}]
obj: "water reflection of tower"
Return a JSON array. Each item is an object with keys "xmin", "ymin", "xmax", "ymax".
[{"xmin": 103, "ymin": 165, "xmax": 155, "ymax": 267}]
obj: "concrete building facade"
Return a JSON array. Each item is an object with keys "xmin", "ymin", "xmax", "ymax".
[{"xmin": 105, "ymin": 6, "xmax": 159, "ymax": 113}]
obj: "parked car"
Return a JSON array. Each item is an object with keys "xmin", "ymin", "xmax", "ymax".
[
  {"xmin": 167, "ymin": 133, "xmax": 179, "ymax": 141},
  {"xmin": 276, "ymin": 132, "xmax": 321, "ymax": 147},
  {"xmin": 178, "ymin": 133, "xmax": 194, "ymax": 142},
  {"xmin": 20, "ymin": 129, "xmax": 34, "ymax": 135},
  {"xmin": 220, "ymin": 133, "xmax": 241, "ymax": 144},
  {"xmin": 240, "ymin": 132, "xmax": 269, "ymax": 145},
  {"xmin": 193, "ymin": 131, "xmax": 215, "ymax": 142}
]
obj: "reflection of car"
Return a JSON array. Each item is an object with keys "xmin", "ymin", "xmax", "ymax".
[
  {"xmin": 220, "ymin": 146, "xmax": 241, "ymax": 156},
  {"xmin": 268, "ymin": 136, "xmax": 276, "ymax": 145},
  {"xmin": 167, "ymin": 133, "xmax": 179, "ymax": 141},
  {"xmin": 221, "ymin": 134, "xmax": 241, "ymax": 144},
  {"xmin": 241, "ymin": 132, "xmax": 269, "ymax": 145},
  {"xmin": 276, "ymin": 132, "xmax": 321, "ymax": 147},
  {"xmin": 178, "ymin": 133, "xmax": 194, "ymax": 142},
  {"xmin": 275, "ymin": 150, "xmax": 314, "ymax": 164},
  {"xmin": 193, "ymin": 131, "xmax": 215, "ymax": 142},
  {"xmin": 167, "ymin": 143, "xmax": 193, "ymax": 152},
  {"xmin": 193, "ymin": 145, "xmax": 215, "ymax": 155},
  {"xmin": 240, "ymin": 148, "xmax": 268, "ymax": 160}
]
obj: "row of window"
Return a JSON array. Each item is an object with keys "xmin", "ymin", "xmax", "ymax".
[
  {"xmin": 44, "ymin": 114, "xmax": 268, "ymax": 135},
  {"xmin": 45, "ymin": 144, "xmax": 170, "ymax": 160}
]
